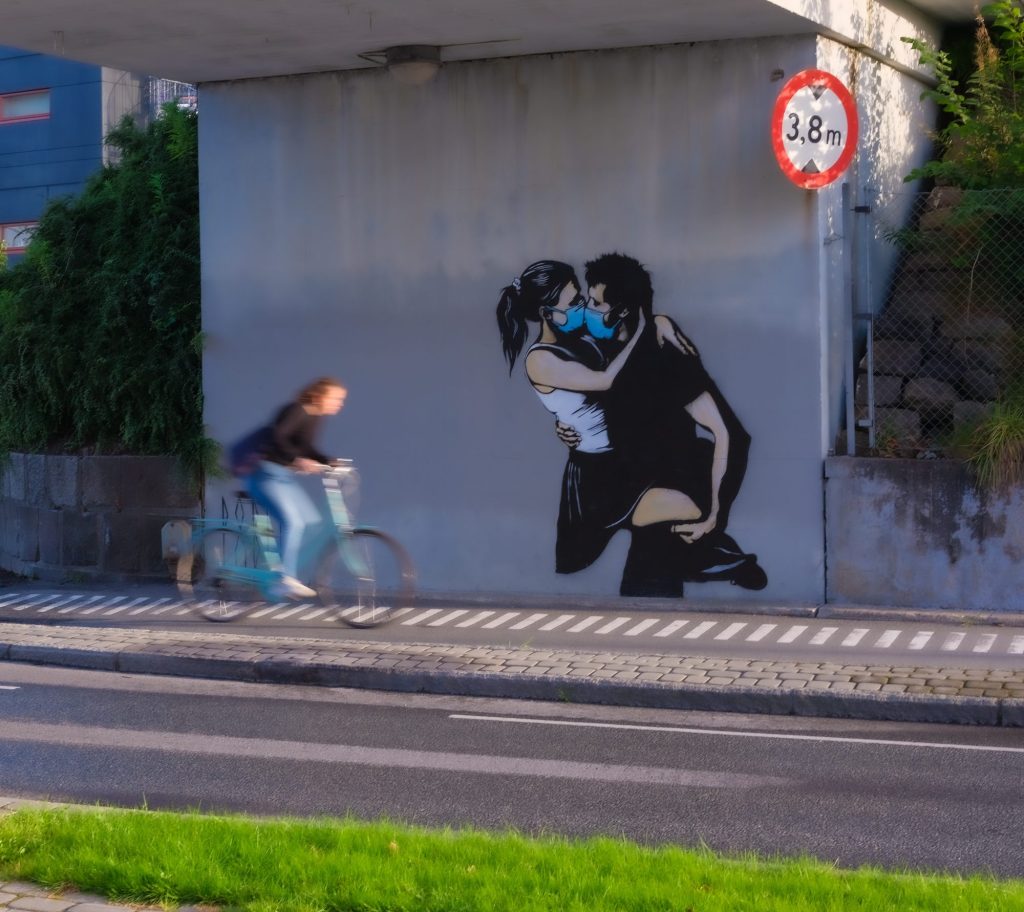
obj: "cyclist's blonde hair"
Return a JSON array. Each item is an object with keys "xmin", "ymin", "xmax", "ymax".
[{"xmin": 297, "ymin": 377, "xmax": 346, "ymax": 405}]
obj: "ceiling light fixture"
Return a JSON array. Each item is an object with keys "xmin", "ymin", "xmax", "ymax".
[{"xmin": 376, "ymin": 45, "xmax": 442, "ymax": 85}]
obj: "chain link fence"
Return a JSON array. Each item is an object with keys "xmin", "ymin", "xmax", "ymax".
[{"xmin": 855, "ymin": 188, "xmax": 1024, "ymax": 456}]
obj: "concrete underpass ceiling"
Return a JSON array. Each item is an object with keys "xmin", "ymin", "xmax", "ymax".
[{"xmin": 2, "ymin": 0, "xmax": 978, "ymax": 84}]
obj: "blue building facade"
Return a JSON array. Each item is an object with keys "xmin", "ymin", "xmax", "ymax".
[{"xmin": 0, "ymin": 46, "xmax": 109, "ymax": 262}]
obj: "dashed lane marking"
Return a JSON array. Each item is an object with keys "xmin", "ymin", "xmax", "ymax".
[
  {"xmin": 567, "ymin": 616, "xmax": 603, "ymax": 634},
  {"xmin": 747, "ymin": 623, "xmax": 777, "ymax": 642},
  {"xmin": 595, "ymin": 617, "xmax": 631, "ymax": 635},
  {"xmin": 540, "ymin": 614, "xmax": 576, "ymax": 632},
  {"xmin": 625, "ymin": 618, "xmax": 661, "ymax": 637},
  {"xmin": 909, "ymin": 631, "xmax": 933, "ymax": 650},
  {"xmin": 840, "ymin": 628, "xmax": 869, "ymax": 647},
  {"xmin": 510, "ymin": 613, "xmax": 548, "ymax": 631},
  {"xmin": 808, "ymin": 626, "xmax": 838, "ymax": 646},
  {"xmin": 942, "ymin": 632, "xmax": 966, "ymax": 651},
  {"xmin": 429, "ymin": 610, "xmax": 469, "ymax": 627},
  {"xmin": 456, "ymin": 611, "xmax": 495, "ymax": 628},
  {"xmin": 874, "ymin": 629, "xmax": 901, "ymax": 648},
  {"xmin": 654, "ymin": 620, "xmax": 689, "ymax": 637},
  {"xmin": 715, "ymin": 622, "xmax": 748, "ymax": 641},
  {"xmin": 777, "ymin": 625, "xmax": 808, "ymax": 644},
  {"xmin": 482, "ymin": 612, "xmax": 520, "ymax": 630},
  {"xmin": 973, "ymin": 634, "xmax": 997, "ymax": 654}
]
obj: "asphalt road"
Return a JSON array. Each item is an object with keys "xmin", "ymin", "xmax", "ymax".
[{"xmin": 2, "ymin": 663, "xmax": 1022, "ymax": 877}]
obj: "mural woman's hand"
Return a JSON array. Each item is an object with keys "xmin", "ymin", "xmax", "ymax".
[
  {"xmin": 672, "ymin": 514, "xmax": 717, "ymax": 543},
  {"xmin": 654, "ymin": 315, "xmax": 699, "ymax": 356},
  {"xmin": 555, "ymin": 420, "xmax": 581, "ymax": 449}
]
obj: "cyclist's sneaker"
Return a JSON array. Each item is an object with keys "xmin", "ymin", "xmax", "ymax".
[{"xmin": 270, "ymin": 575, "xmax": 317, "ymax": 599}]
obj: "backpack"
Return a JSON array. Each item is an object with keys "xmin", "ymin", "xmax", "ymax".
[{"xmin": 227, "ymin": 425, "xmax": 273, "ymax": 477}]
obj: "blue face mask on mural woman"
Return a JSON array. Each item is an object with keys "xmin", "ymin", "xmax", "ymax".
[
  {"xmin": 584, "ymin": 305, "xmax": 621, "ymax": 340},
  {"xmin": 545, "ymin": 296, "xmax": 587, "ymax": 334}
]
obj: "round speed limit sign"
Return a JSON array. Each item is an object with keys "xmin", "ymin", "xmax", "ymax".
[{"xmin": 771, "ymin": 69, "xmax": 858, "ymax": 189}]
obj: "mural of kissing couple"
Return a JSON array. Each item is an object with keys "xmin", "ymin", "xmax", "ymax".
[{"xmin": 496, "ymin": 253, "xmax": 768, "ymax": 597}]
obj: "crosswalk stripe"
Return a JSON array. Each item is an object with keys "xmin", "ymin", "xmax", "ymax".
[
  {"xmin": 840, "ymin": 628, "xmax": 868, "ymax": 647},
  {"xmin": 624, "ymin": 619, "xmax": 660, "ymax": 637},
  {"xmin": 778, "ymin": 625, "xmax": 808, "ymax": 644},
  {"xmin": 654, "ymin": 620, "xmax": 689, "ymax": 637},
  {"xmin": 429, "ymin": 610, "xmax": 469, "ymax": 627},
  {"xmin": 38, "ymin": 596, "xmax": 80, "ymax": 612},
  {"xmin": 1009, "ymin": 636, "xmax": 1024, "ymax": 655},
  {"xmin": 402, "ymin": 608, "xmax": 443, "ymax": 625},
  {"xmin": 874, "ymin": 629, "xmax": 900, "ymax": 648},
  {"xmin": 746, "ymin": 623, "xmax": 776, "ymax": 642},
  {"xmin": 81, "ymin": 598, "xmax": 122, "ymax": 615},
  {"xmin": 270, "ymin": 604, "xmax": 312, "ymax": 620},
  {"xmin": 131, "ymin": 598, "xmax": 170, "ymax": 615},
  {"xmin": 248, "ymin": 603, "xmax": 287, "ymax": 618},
  {"xmin": 539, "ymin": 614, "xmax": 575, "ymax": 632},
  {"xmin": 595, "ymin": 617, "xmax": 631, "ymax": 635},
  {"xmin": 482, "ymin": 612, "xmax": 520, "ymax": 629},
  {"xmin": 101, "ymin": 606, "xmax": 129, "ymax": 617},
  {"xmin": 909, "ymin": 631, "xmax": 933, "ymax": 650},
  {"xmin": 0, "ymin": 593, "xmax": 28, "ymax": 608},
  {"xmin": 299, "ymin": 608, "xmax": 329, "ymax": 621},
  {"xmin": 809, "ymin": 626, "xmax": 838, "ymax": 646},
  {"xmin": 510, "ymin": 613, "xmax": 547, "ymax": 631},
  {"xmin": 941, "ymin": 632, "xmax": 966, "ymax": 651},
  {"xmin": 60, "ymin": 595, "xmax": 103, "ymax": 614},
  {"xmin": 51, "ymin": 596, "xmax": 87, "ymax": 613},
  {"xmin": 456, "ymin": 611, "xmax": 494, "ymax": 628},
  {"xmin": 150, "ymin": 600, "xmax": 183, "ymax": 615},
  {"xmin": 567, "ymin": 616, "xmax": 602, "ymax": 634},
  {"xmin": 17, "ymin": 595, "xmax": 61, "ymax": 611},
  {"xmin": 715, "ymin": 622, "xmax": 747, "ymax": 641},
  {"xmin": 684, "ymin": 621, "xmax": 717, "ymax": 639},
  {"xmin": 973, "ymin": 633, "xmax": 997, "ymax": 654}
]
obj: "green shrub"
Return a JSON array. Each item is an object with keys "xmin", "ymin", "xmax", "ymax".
[{"xmin": 0, "ymin": 104, "xmax": 212, "ymax": 485}]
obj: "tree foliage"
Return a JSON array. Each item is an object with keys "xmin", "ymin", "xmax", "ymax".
[
  {"xmin": 0, "ymin": 104, "xmax": 211, "ymax": 483},
  {"xmin": 904, "ymin": 1, "xmax": 1024, "ymax": 188}
]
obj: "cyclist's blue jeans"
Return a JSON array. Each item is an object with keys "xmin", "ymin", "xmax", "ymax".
[{"xmin": 244, "ymin": 461, "xmax": 330, "ymax": 581}]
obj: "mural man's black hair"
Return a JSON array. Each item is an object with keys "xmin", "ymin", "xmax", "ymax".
[{"xmin": 584, "ymin": 252, "xmax": 654, "ymax": 319}]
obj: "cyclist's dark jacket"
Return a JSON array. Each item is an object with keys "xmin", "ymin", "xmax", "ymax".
[{"xmin": 262, "ymin": 402, "xmax": 330, "ymax": 466}]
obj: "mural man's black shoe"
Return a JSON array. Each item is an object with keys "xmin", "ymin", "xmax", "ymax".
[{"xmin": 683, "ymin": 532, "xmax": 768, "ymax": 590}]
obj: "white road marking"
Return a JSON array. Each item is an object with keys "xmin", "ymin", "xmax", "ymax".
[
  {"xmin": 270, "ymin": 604, "xmax": 311, "ymax": 620},
  {"xmin": 482, "ymin": 612, "xmax": 520, "ymax": 629},
  {"xmin": 973, "ymin": 634, "xmax": 997, "ymax": 654},
  {"xmin": 746, "ymin": 624, "xmax": 776, "ymax": 642},
  {"xmin": 808, "ymin": 627, "xmax": 838, "ymax": 646},
  {"xmin": 874, "ymin": 630, "xmax": 901, "ymax": 648},
  {"xmin": 455, "ymin": 611, "xmax": 495, "ymax": 628},
  {"xmin": 840, "ymin": 628, "xmax": 868, "ymax": 647},
  {"xmin": 81, "ymin": 597, "xmax": 123, "ymax": 615},
  {"xmin": 60, "ymin": 595, "xmax": 105, "ymax": 614},
  {"xmin": 909, "ymin": 631, "xmax": 933, "ymax": 650},
  {"xmin": 299, "ymin": 608, "xmax": 329, "ymax": 621},
  {"xmin": 55, "ymin": 596, "xmax": 92, "ymax": 613},
  {"xmin": 683, "ymin": 621, "xmax": 717, "ymax": 639},
  {"xmin": 510, "ymin": 613, "xmax": 547, "ymax": 631},
  {"xmin": 3, "ymin": 720, "xmax": 787, "ymax": 790},
  {"xmin": 14, "ymin": 594, "xmax": 61, "ymax": 611},
  {"xmin": 567, "ymin": 616, "xmax": 602, "ymax": 634},
  {"xmin": 1009, "ymin": 636, "xmax": 1024, "ymax": 655},
  {"xmin": 595, "ymin": 617, "xmax": 630, "ymax": 635},
  {"xmin": 131, "ymin": 598, "xmax": 171, "ymax": 615},
  {"xmin": 0, "ymin": 685, "xmax": 20, "ymax": 690},
  {"xmin": 653, "ymin": 620, "xmax": 689, "ymax": 638},
  {"xmin": 715, "ymin": 623, "xmax": 747, "ymax": 641},
  {"xmin": 539, "ymin": 614, "xmax": 575, "ymax": 632},
  {"xmin": 249, "ymin": 603, "xmax": 288, "ymax": 618},
  {"xmin": 941, "ymin": 632, "xmax": 966, "ymax": 651},
  {"xmin": 449, "ymin": 715, "xmax": 1024, "ymax": 754},
  {"xmin": 150, "ymin": 601, "xmax": 184, "ymax": 616},
  {"xmin": 402, "ymin": 608, "xmax": 443, "ymax": 625},
  {"xmin": 624, "ymin": 619, "xmax": 660, "ymax": 637},
  {"xmin": 778, "ymin": 625, "xmax": 808, "ymax": 644},
  {"xmin": 37, "ymin": 596, "xmax": 81, "ymax": 612},
  {"xmin": 428, "ymin": 610, "xmax": 469, "ymax": 627}
]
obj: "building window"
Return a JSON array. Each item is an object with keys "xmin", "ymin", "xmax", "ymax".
[
  {"xmin": 0, "ymin": 89, "xmax": 50, "ymax": 123},
  {"xmin": 1, "ymin": 223, "xmax": 37, "ymax": 253}
]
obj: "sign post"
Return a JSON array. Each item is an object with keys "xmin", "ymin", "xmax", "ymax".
[{"xmin": 771, "ymin": 69, "xmax": 858, "ymax": 189}]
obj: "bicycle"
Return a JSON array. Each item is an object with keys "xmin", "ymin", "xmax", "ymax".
[{"xmin": 175, "ymin": 461, "xmax": 415, "ymax": 627}]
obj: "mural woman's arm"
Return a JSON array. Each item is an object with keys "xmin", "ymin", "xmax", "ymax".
[{"xmin": 526, "ymin": 312, "xmax": 646, "ymax": 392}]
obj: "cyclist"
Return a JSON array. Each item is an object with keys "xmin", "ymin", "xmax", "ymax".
[{"xmin": 238, "ymin": 377, "xmax": 347, "ymax": 599}]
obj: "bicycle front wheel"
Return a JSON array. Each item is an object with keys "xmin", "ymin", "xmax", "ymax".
[
  {"xmin": 315, "ymin": 528, "xmax": 415, "ymax": 627},
  {"xmin": 177, "ymin": 528, "xmax": 264, "ymax": 622}
]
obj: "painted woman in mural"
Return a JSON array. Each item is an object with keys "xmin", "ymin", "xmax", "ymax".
[{"xmin": 496, "ymin": 254, "xmax": 767, "ymax": 597}]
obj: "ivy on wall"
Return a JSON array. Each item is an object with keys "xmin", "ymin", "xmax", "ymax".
[{"xmin": 0, "ymin": 104, "xmax": 213, "ymax": 485}]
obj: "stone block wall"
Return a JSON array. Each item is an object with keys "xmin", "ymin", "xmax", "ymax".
[{"xmin": 0, "ymin": 454, "xmax": 199, "ymax": 581}]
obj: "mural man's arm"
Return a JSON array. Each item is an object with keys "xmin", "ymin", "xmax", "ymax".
[{"xmin": 672, "ymin": 391, "xmax": 729, "ymax": 543}]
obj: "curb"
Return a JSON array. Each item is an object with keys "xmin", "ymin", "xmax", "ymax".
[{"xmin": 1, "ymin": 626, "xmax": 1020, "ymax": 727}]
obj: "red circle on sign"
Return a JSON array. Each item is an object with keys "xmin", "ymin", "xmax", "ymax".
[{"xmin": 771, "ymin": 69, "xmax": 858, "ymax": 189}]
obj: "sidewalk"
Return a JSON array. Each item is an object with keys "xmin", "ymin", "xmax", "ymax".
[{"xmin": 1, "ymin": 621, "xmax": 1021, "ymax": 726}]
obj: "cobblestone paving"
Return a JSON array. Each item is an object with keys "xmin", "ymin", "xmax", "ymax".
[{"xmin": 2, "ymin": 622, "xmax": 1023, "ymax": 701}]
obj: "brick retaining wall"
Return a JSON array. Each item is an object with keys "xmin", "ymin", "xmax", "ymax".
[{"xmin": 0, "ymin": 454, "xmax": 198, "ymax": 581}]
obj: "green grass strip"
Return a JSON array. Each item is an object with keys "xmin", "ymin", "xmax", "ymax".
[{"xmin": 1, "ymin": 806, "xmax": 1022, "ymax": 912}]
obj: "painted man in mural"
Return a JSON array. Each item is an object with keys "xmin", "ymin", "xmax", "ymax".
[{"xmin": 496, "ymin": 253, "xmax": 767, "ymax": 597}]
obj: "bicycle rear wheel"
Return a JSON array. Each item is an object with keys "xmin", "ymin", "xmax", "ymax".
[
  {"xmin": 315, "ymin": 528, "xmax": 415, "ymax": 627},
  {"xmin": 176, "ymin": 528, "xmax": 264, "ymax": 622}
]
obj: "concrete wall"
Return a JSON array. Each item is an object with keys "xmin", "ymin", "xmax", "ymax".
[
  {"xmin": 197, "ymin": 36, "xmax": 932, "ymax": 606},
  {"xmin": 826, "ymin": 457, "xmax": 1024, "ymax": 611},
  {"xmin": 0, "ymin": 454, "xmax": 197, "ymax": 581}
]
